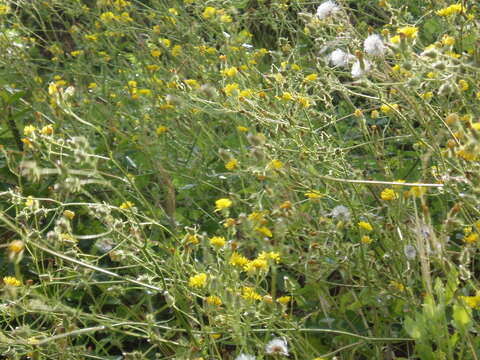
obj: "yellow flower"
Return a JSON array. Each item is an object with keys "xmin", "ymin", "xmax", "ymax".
[
  {"xmin": 156, "ymin": 126, "xmax": 168, "ymax": 135},
  {"xmin": 8, "ymin": 240, "xmax": 24, "ymax": 254},
  {"xmin": 380, "ymin": 104, "xmax": 399, "ymax": 114},
  {"xmin": 277, "ymin": 296, "xmax": 292, "ymax": 305},
  {"xmin": 24, "ymin": 125, "xmax": 36, "ymax": 136},
  {"xmin": 305, "ymin": 191, "xmax": 323, "ymax": 199},
  {"xmin": 184, "ymin": 79, "xmax": 200, "ymax": 89},
  {"xmin": 304, "ymin": 73, "xmax": 318, "ymax": 82},
  {"xmin": 297, "ymin": 97, "xmax": 311, "ymax": 108},
  {"xmin": 255, "ymin": 227, "xmax": 273, "ymax": 238},
  {"xmin": 222, "ymin": 67, "xmax": 238, "ymax": 77},
  {"xmin": 421, "ymin": 92, "xmax": 433, "ymax": 100},
  {"xmin": 119, "ymin": 201, "xmax": 134, "ymax": 209},
  {"xmin": 3, "ymin": 276, "xmax": 21, "ymax": 287},
  {"xmin": 280, "ymin": 200, "xmax": 292, "ymax": 209},
  {"xmin": 242, "ymin": 286, "xmax": 262, "ymax": 301},
  {"xmin": 358, "ymin": 221, "xmax": 373, "ymax": 231},
  {"xmin": 464, "ymin": 233, "xmax": 478, "ymax": 244},
  {"xmin": 220, "ymin": 14, "xmax": 232, "ymax": 23},
  {"xmin": 390, "ymin": 35, "xmax": 401, "ymax": 44},
  {"xmin": 281, "ymin": 92, "xmax": 293, "ymax": 101},
  {"xmin": 371, "ymin": 110, "xmax": 380, "ymax": 119},
  {"xmin": 63, "ymin": 210, "xmax": 75, "ymax": 220},
  {"xmin": 436, "ymin": 4, "xmax": 464, "ymax": 17},
  {"xmin": 397, "ymin": 26, "xmax": 418, "ymax": 39},
  {"xmin": 270, "ymin": 159, "xmax": 283, "ymax": 169},
  {"xmin": 189, "ymin": 273, "xmax": 207, "ymax": 288},
  {"xmin": 237, "ymin": 126, "xmax": 249, "ymax": 132},
  {"xmin": 458, "ymin": 79, "xmax": 469, "ymax": 91},
  {"xmin": 361, "ymin": 235, "xmax": 373, "ymax": 244},
  {"xmin": 460, "ymin": 294, "xmax": 480, "ymax": 309},
  {"xmin": 171, "ymin": 45, "xmax": 182, "ymax": 56},
  {"xmin": 151, "ymin": 49, "xmax": 161, "ymax": 57},
  {"xmin": 441, "ymin": 34, "xmax": 455, "ymax": 46},
  {"xmin": 244, "ymin": 258, "xmax": 268, "ymax": 272},
  {"xmin": 186, "ymin": 234, "xmax": 199, "ymax": 245},
  {"xmin": 209, "ymin": 236, "xmax": 226, "ymax": 248},
  {"xmin": 223, "ymin": 218, "xmax": 236, "ymax": 228},
  {"xmin": 225, "ymin": 158, "xmax": 238, "ymax": 170},
  {"xmin": 381, "ymin": 188, "xmax": 398, "ymax": 201},
  {"xmin": 224, "ymin": 83, "xmax": 239, "ymax": 96},
  {"xmin": 206, "ymin": 295, "xmax": 222, "ymax": 306},
  {"xmin": 230, "ymin": 252, "xmax": 249, "ymax": 267},
  {"xmin": 40, "ymin": 125, "xmax": 54, "ymax": 135},
  {"xmin": 258, "ymin": 251, "xmax": 281, "ymax": 263},
  {"xmin": 215, "ymin": 198, "xmax": 232, "ymax": 211},
  {"xmin": 202, "ymin": 6, "xmax": 216, "ymax": 19}
]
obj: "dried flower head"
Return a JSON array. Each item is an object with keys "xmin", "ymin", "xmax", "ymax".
[
  {"xmin": 265, "ymin": 337, "xmax": 289, "ymax": 356},
  {"xmin": 316, "ymin": 1, "xmax": 339, "ymax": 19}
]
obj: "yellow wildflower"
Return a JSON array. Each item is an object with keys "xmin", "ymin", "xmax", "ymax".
[
  {"xmin": 206, "ymin": 295, "xmax": 222, "ymax": 306},
  {"xmin": 464, "ymin": 233, "xmax": 478, "ymax": 244},
  {"xmin": 380, "ymin": 104, "xmax": 399, "ymax": 114},
  {"xmin": 381, "ymin": 188, "xmax": 398, "ymax": 201},
  {"xmin": 8, "ymin": 240, "xmax": 24, "ymax": 254},
  {"xmin": 225, "ymin": 158, "xmax": 238, "ymax": 170},
  {"xmin": 63, "ymin": 210, "xmax": 75, "ymax": 220},
  {"xmin": 171, "ymin": 45, "xmax": 182, "ymax": 56},
  {"xmin": 255, "ymin": 227, "xmax": 273, "ymax": 238},
  {"xmin": 270, "ymin": 159, "xmax": 283, "ymax": 169},
  {"xmin": 242, "ymin": 287, "xmax": 262, "ymax": 301},
  {"xmin": 220, "ymin": 14, "xmax": 232, "ymax": 23},
  {"xmin": 24, "ymin": 125, "xmax": 36, "ymax": 136},
  {"xmin": 244, "ymin": 258, "xmax": 268, "ymax": 272},
  {"xmin": 458, "ymin": 80, "xmax": 469, "ymax": 91},
  {"xmin": 230, "ymin": 252, "xmax": 249, "ymax": 267},
  {"xmin": 304, "ymin": 73, "xmax": 318, "ymax": 82},
  {"xmin": 189, "ymin": 273, "xmax": 207, "ymax": 288},
  {"xmin": 361, "ymin": 235, "xmax": 373, "ymax": 244},
  {"xmin": 279, "ymin": 201, "xmax": 292, "ymax": 209},
  {"xmin": 222, "ymin": 67, "xmax": 238, "ymax": 77},
  {"xmin": 156, "ymin": 126, "xmax": 168, "ymax": 135},
  {"xmin": 277, "ymin": 296, "xmax": 291, "ymax": 305},
  {"xmin": 119, "ymin": 201, "xmax": 134, "ymax": 209},
  {"xmin": 209, "ymin": 236, "xmax": 226, "ymax": 248},
  {"xmin": 358, "ymin": 221, "xmax": 373, "ymax": 231},
  {"xmin": 397, "ymin": 26, "xmax": 418, "ymax": 39},
  {"xmin": 441, "ymin": 34, "xmax": 455, "ymax": 46},
  {"xmin": 151, "ymin": 49, "xmax": 161, "ymax": 57},
  {"xmin": 305, "ymin": 191, "xmax": 323, "ymax": 199},
  {"xmin": 237, "ymin": 126, "xmax": 249, "ymax": 132},
  {"xmin": 202, "ymin": 7, "xmax": 216, "ymax": 19},
  {"xmin": 184, "ymin": 79, "xmax": 200, "ymax": 89},
  {"xmin": 436, "ymin": 4, "xmax": 464, "ymax": 17},
  {"xmin": 186, "ymin": 234, "xmax": 199, "ymax": 245},
  {"xmin": 281, "ymin": 92, "xmax": 293, "ymax": 101},
  {"xmin": 224, "ymin": 83, "xmax": 239, "ymax": 96},
  {"xmin": 215, "ymin": 198, "xmax": 232, "ymax": 211},
  {"xmin": 460, "ymin": 294, "xmax": 480, "ymax": 309},
  {"xmin": 3, "ymin": 276, "xmax": 21, "ymax": 287}
]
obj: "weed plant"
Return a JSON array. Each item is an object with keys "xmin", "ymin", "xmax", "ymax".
[{"xmin": 0, "ymin": 0, "xmax": 479, "ymax": 359}]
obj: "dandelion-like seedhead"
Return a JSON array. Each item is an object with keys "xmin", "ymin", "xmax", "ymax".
[
  {"xmin": 363, "ymin": 34, "xmax": 386, "ymax": 57},
  {"xmin": 328, "ymin": 49, "xmax": 355, "ymax": 68},
  {"xmin": 316, "ymin": 0, "xmax": 340, "ymax": 19},
  {"xmin": 265, "ymin": 337, "xmax": 289, "ymax": 356},
  {"xmin": 351, "ymin": 59, "xmax": 372, "ymax": 78}
]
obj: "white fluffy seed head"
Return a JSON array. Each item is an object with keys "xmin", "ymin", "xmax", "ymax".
[
  {"xmin": 329, "ymin": 49, "xmax": 355, "ymax": 67},
  {"xmin": 351, "ymin": 59, "xmax": 372, "ymax": 78},
  {"xmin": 316, "ymin": 1, "xmax": 340, "ymax": 19},
  {"xmin": 265, "ymin": 338, "xmax": 289, "ymax": 356},
  {"xmin": 363, "ymin": 34, "xmax": 386, "ymax": 57}
]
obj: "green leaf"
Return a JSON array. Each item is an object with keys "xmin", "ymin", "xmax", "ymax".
[
  {"xmin": 404, "ymin": 316, "xmax": 422, "ymax": 339},
  {"xmin": 452, "ymin": 304, "xmax": 471, "ymax": 330}
]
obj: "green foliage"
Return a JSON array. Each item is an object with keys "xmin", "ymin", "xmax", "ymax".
[{"xmin": 0, "ymin": 0, "xmax": 480, "ymax": 359}]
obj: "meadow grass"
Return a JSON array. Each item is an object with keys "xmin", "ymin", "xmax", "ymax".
[{"xmin": 0, "ymin": 0, "xmax": 479, "ymax": 359}]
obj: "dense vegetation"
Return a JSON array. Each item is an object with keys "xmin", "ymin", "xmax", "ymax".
[{"xmin": 1, "ymin": 0, "xmax": 479, "ymax": 358}]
